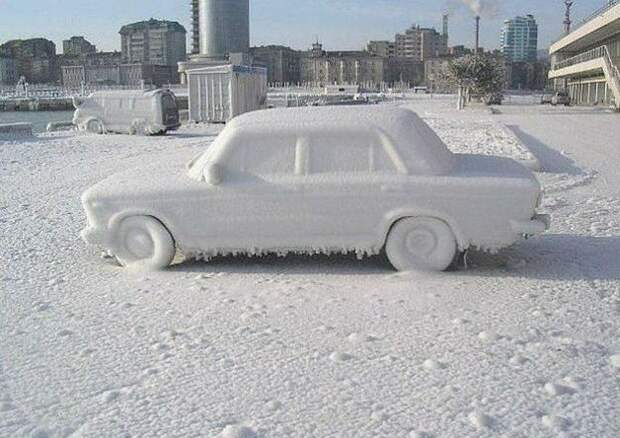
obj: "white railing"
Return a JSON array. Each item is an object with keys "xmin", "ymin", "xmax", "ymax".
[{"xmin": 553, "ymin": 45, "xmax": 609, "ymax": 70}]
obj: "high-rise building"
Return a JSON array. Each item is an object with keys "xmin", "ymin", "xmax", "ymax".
[
  {"xmin": 63, "ymin": 36, "xmax": 97, "ymax": 56},
  {"xmin": 500, "ymin": 15, "xmax": 538, "ymax": 62},
  {"xmin": 120, "ymin": 19, "xmax": 187, "ymax": 66},
  {"xmin": 395, "ymin": 25, "xmax": 447, "ymax": 61}
]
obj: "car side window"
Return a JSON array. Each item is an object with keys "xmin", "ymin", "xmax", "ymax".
[
  {"xmin": 226, "ymin": 134, "xmax": 297, "ymax": 176},
  {"xmin": 308, "ymin": 131, "xmax": 397, "ymax": 174}
]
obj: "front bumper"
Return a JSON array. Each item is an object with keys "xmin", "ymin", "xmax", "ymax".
[
  {"xmin": 511, "ymin": 214, "xmax": 551, "ymax": 236},
  {"xmin": 81, "ymin": 226, "xmax": 106, "ymax": 246}
]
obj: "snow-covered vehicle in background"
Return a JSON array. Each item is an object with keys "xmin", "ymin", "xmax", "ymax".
[
  {"xmin": 81, "ymin": 106, "xmax": 549, "ymax": 271},
  {"xmin": 73, "ymin": 89, "xmax": 181, "ymax": 135},
  {"xmin": 540, "ymin": 92, "xmax": 554, "ymax": 105},
  {"xmin": 551, "ymin": 91, "xmax": 571, "ymax": 106},
  {"xmin": 484, "ymin": 93, "xmax": 504, "ymax": 105}
]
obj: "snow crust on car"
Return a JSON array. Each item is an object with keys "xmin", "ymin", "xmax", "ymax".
[{"xmin": 188, "ymin": 106, "xmax": 457, "ymax": 180}]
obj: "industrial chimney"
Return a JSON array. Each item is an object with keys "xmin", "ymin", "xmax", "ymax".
[{"xmin": 475, "ymin": 16, "xmax": 480, "ymax": 52}]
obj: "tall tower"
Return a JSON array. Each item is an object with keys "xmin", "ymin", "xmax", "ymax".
[
  {"xmin": 475, "ymin": 16, "xmax": 481, "ymax": 52},
  {"xmin": 442, "ymin": 14, "xmax": 449, "ymax": 54},
  {"xmin": 198, "ymin": 0, "xmax": 250, "ymax": 59},
  {"xmin": 564, "ymin": 1, "xmax": 574, "ymax": 35}
]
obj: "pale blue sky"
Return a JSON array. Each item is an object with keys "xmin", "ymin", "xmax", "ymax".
[{"xmin": 0, "ymin": 0, "xmax": 608, "ymax": 53}]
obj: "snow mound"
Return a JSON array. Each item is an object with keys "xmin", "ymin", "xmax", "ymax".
[
  {"xmin": 423, "ymin": 359, "xmax": 446, "ymax": 371},
  {"xmin": 220, "ymin": 425, "xmax": 258, "ymax": 438},
  {"xmin": 542, "ymin": 415, "xmax": 571, "ymax": 431},
  {"xmin": 329, "ymin": 351, "xmax": 354, "ymax": 362},
  {"xmin": 468, "ymin": 411, "xmax": 493, "ymax": 429}
]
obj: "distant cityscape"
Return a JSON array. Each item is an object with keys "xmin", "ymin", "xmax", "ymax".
[{"xmin": 0, "ymin": 1, "xmax": 551, "ymax": 91}]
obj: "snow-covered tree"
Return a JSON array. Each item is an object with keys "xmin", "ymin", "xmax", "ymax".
[{"xmin": 444, "ymin": 55, "xmax": 505, "ymax": 109}]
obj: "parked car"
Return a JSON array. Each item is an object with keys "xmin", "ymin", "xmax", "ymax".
[
  {"xmin": 484, "ymin": 93, "xmax": 504, "ymax": 105},
  {"xmin": 540, "ymin": 92, "xmax": 554, "ymax": 105},
  {"xmin": 81, "ymin": 106, "xmax": 549, "ymax": 271},
  {"xmin": 73, "ymin": 89, "xmax": 180, "ymax": 135},
  {"xmin": 551, "ymin": 91, "xmax": 571, "ymax": 106}
]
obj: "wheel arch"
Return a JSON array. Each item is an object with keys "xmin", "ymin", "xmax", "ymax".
[
  {"xmin": 84, "ymin": 117, "xmax": 105, "ymax": 133},
  {"xmin": 381, "ymin": 209, "xmax": 468, "ymax": 252},
  {"xmin": 107, "ymin": 210, "xmax": 177, "ymax": 251}
]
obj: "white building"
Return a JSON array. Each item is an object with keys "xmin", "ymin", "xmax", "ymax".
[{"xmin": 548, "ymin": 1, "xmax": 620, "ymax": 109}]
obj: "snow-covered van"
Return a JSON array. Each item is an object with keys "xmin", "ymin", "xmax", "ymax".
[
  {"xmin": 81, "ymin": 106, "xmax": 549, "ymax": 271},
  {"xmin": 73, "ymin": 89, "xmax": 180, "ymax": 135}
]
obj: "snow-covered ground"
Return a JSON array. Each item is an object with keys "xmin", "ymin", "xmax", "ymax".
[{"xmin": 1, "ymin": 96, "xmax": 619, "ymax": 437}]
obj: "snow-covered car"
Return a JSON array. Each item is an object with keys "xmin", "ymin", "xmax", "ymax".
[
  {"xmin": 484, "ymin": 93, "xmax": 504, "ymax": 105},
  {"xmin": 73, "ymin": 89, "xmax": 181, "ymax": 135},
  {"xmin": 540, "ymin": 93, "xmax": 553, "ymax": 105},
  {"xmin": 81, "ymin": 106, "xmax": 549, "ymax": 271},
  {"xmin": 551, "ymin": 91, "xmax": 571, "ymax": 106}
]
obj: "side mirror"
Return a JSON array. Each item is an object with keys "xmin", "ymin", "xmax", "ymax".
[{"xmin": 204, "ymin": 163, "xmax": 223, "ymax": 186}]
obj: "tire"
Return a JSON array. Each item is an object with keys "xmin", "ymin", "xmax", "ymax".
[
  {"xmin": 114, "ymin": 216, "xmax": 175, "ymax": 270},
  {"xmin": 385, "ymin": 217, "xmax": 457, "ymax": 272},
  {"xmin": 130, "ymin": 121, "xmax": 146, "ymax": 136},
  {"xmin": 86, "ymin": 119, "xmax": 103, "ymax": 134}
]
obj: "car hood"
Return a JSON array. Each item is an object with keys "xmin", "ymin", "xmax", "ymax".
[{"xmin": 82, "ymin": 157, "xmax": 203, "ymax": 205}]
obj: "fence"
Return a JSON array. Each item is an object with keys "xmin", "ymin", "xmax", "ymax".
[{"xmin": 0, "ymin": 83, "xmax": 187, "ymax": 100}]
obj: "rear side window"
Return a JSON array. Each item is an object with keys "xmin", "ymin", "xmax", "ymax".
[{"xmin": 308, "ymin": 130, "xmax": 397, "ymax": 174}]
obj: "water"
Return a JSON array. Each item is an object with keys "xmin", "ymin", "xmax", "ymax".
[{"xmin": 0, "ymin": 111, "xmax": 74, "ymax": 133}]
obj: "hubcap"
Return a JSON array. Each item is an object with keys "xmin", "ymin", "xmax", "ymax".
[
  {"xmin": 125, "ymin": 228, "xmax": 154, "ymax": 259},
  {"xmin": 405, "ymin": 228, "xmax": 437, "ymax": 256}
]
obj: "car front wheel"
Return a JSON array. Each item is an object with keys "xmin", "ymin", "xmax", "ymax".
[
  {"xmin": 386, "ymin": 217, "xmax": 457, "ymax": 272},
  {"xmin": 114, "ymin": 216, "xmax": 175, "ymax": 270},
  {"xmin": 86, "ymin": 119, "xmax": 104, "ymax": 134}
]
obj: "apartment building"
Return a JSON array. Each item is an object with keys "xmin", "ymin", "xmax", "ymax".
[
  {"xmin": 120, "ymin": 19, "xmax": 187, "ymax": 66},
  {"xmin": 395, "ymin": 25, "xmax": 447, "ymax": 61},
  {"xmin": 63, "ymin": 36, "xmax": 97, "ymax": 56}
]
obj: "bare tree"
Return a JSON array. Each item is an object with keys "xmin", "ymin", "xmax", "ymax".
[{"xmin": 444, "ymin": 55, "xmax": 505, "ymax": 109}]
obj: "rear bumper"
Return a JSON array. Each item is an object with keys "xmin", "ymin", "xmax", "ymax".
[{"xmin": 511, "ymin": 214, "xmax": 551, "ymax": 236}]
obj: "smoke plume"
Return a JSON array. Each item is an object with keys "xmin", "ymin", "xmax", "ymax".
[
  {"xmin": 461, "ymin": 0, "xmax": 482, "ymax": 16},
  {"xmin": 460, "ymin": 0, "xmax": 499, "ymax": 18}
]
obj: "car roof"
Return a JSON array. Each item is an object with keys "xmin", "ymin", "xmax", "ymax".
[
  {"xmin": 88, "ymin": 89, "xmax": 169, "ymax": 99},
  {"xmin": 225, "ymin": 106, "xmax": 456, "ymax": 176}
]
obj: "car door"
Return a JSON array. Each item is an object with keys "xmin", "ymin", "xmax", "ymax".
[
  {"xmin": 298, "ymin": 127, "xmax": 403, "ymax": 251},
  {"xmin": 197, "ymin": 130, "xmax": 307, "ymax": 251}
]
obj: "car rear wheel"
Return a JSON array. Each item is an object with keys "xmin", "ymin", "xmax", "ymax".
[
  {"xmin": 386, "ymin": 217, "xmax": 457, "ymax": 272},
  {"xmin": 115, "ymin": 216, "xmax": 175, "ymax": 270},
  {"xmin": 86, "ymin": 119, "xmax": 104, "ymax": 134}
]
